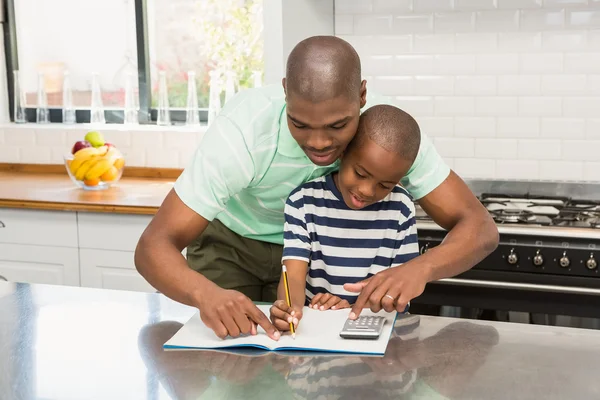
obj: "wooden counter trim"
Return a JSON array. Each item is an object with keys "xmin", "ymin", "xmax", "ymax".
[
  {"xmin": 0, "ymin": 163, "xmax": 183, "ymax": 179},
  {"xmin": 0, "ymin": 199, "xmax": 159, "ymax": 215}
]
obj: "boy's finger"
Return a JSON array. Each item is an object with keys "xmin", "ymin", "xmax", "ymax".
[
  {"xmin": 322, "ymin": 295, "xmax": 341, "ymax": 310},
  {"xmin": 310, "ymin": 293, "xmax": 324, "ymax": 306},
  {"xmin": 270, "ymin": 305, "xmax": 294, "ymax": 324},
  {"xmin": 315, "ymin": 293, "xmax": 332, "ymax": 309},
  {"xmin": 334, "ymin": 299, "xmax": 351, "ymax": 310}
]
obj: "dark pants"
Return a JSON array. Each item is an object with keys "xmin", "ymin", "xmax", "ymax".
[{"xmin": 185, "ymin": 219, "xmax": 283, "ymax": 302}]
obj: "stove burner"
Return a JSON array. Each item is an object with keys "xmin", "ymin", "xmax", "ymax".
[{"xmin": 491, "ymin": 209, "xmax": 536, "ymax": 223}]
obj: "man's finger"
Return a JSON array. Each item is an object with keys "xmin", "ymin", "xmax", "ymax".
[
  {"xmin": 232, "ymin": 308, "xmax": 253, "ymax": 335},
  {"xmin": 396, "ymin": 296, "xmax": 410, "ymax": 314},
  {"xmin": 207, "ymin": 317, "xmax": 229, "ymax": 339},
  {"xmin": 349, "ymin": 280, "xmax": 378, "ymax": 319},
  {"xmin": 344, "ymin": 277, "xmax": 372, "ymax": 293},
  {"xmin": 219, "ymin": 310, "xmax": 240, "ymax": 337},
  {"xmin": 381, "ymin": 287, "xmax": 401, "ymax": 313},
  {"xmin": 248, "ymin": 304, "xmax": 281, "ymax": 341}
]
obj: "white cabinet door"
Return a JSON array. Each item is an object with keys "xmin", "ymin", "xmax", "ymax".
[
  {"xmin": 79, "ymin": 249, "xmax": 156, "ymax": 293},
  {"xmin": 77, "ymin": 213, "xmax": 154, "ymax": 252},
  {"xmin": 0, "ymin": 243, "xmax": 80, "ymax": 285},
  {"xmin": 0, "ymin": 208, "xmax": 78, "ymax": 247}
]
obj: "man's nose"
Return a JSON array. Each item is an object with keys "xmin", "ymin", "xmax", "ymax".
[{"xmin": 305, "ymin": 130, "xmax": 333, "ymax": 151}]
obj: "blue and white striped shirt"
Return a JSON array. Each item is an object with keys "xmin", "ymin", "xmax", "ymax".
[{"xmin": 282, "ymin": 174, "xmax": 420, "ymax": 304}]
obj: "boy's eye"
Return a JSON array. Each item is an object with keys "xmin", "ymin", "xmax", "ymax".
[
  {"xmin": 354, "ymin": 170, "xmax": 366, "ymax": 178},
  {"xmin": 379, "ymin": 184, "xmax": 392, "ymax": 190}
]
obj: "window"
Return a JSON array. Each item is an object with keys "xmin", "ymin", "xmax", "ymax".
[{"xmin": 5, "ymin": 0, "xmax": 264, "ymax": 124}]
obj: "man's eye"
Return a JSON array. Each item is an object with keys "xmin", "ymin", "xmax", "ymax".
[
  {"xmin": 293, "ymin": 123, "xmax": 307, "ymax": 129},
  {"xmin": 331, "ymin": 124, "xmax": 346, "ymax": 130}
]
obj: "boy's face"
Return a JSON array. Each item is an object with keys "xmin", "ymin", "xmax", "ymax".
[{"xmin": 335, "ymin": 137, "xmax": 412, "ymax": 210}]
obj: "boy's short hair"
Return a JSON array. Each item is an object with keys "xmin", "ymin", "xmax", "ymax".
[{"xmin": 348, "ymin": 104, "xmax": 421, "ymax": 163}]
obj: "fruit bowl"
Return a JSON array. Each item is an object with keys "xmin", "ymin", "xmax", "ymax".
[{"xmin": 64, "ymin": 145, "xmax": 125, "ymax": 190}]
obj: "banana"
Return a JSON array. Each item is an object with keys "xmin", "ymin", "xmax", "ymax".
[
  {"xmin": 73, "ymin": 146, "xmax": 101, "ymax": 160},
  {"xmin": 84, "ymin": 158, "xmax": 114, "ymax": 180},
  {"xmin": 74, "ymin": 159, "xmax": 97, "ymax": 181}
]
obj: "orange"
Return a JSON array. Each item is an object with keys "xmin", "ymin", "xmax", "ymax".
[
  {"xmin": 113, "ymin": 158, "xmax": 125, "ymax": 170},
  {"xmin": 100, "ymin": 166, "xmax": 119, "ymax": 182},
  {"xmin": 84, "ymin": 178, "xmax": 100, "ymax": 186}
]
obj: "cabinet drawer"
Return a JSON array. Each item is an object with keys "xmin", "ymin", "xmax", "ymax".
[
  {"xmin": 0, "ymin": 208, "xmax": 78, "ymax": 248},
  {"xmin": 79, "ymin": 249, "xmax": 156, "ymax": 293},
  {"xmin": 0, "ymin": 243, "xmax": 80, "ymax": 286},
  {"xmin": 77, "ymin": 212, "xmax": 154, "ymax": 252}
]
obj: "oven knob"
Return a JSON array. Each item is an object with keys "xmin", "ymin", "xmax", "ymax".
[
  {"xmin": 586, "ymin": 254, "xmax": 597, "ymax": 270},
  {"xmin": 559, "ymin": 252, "xmax": 570, "ymax": 268},
  {"xmin": 420, "ymin": 243, "xmax": 429, "ymax": 255},
  {"xmin": 533, "ymin": 250, "xmax": 544, "ymax": 266},
  {"xmin": 507, "ymin": 248, "xmax": 518, "ymax": 265}
]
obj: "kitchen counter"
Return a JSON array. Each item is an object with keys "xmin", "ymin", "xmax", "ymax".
[
  {"xmin": 1, "ymin": 281, "xmax": 600, "ymax": 399},
  {"xmin": 0, "ymin": 170, "xmax": 173, "ymax": 215}
]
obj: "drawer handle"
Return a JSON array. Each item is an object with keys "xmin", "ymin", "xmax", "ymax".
[
  {"xmin": 0, "ymin": 275, "xmax": 7, "ymax": 281},
  {"xmin": 0, "ymin": 220, "xmax": 4, "ymax": 228}
]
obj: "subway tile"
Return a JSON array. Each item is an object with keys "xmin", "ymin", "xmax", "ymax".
[
  {"xmin": 434, "ymin": 96, "xmax": 476, "ymax": 116},
  {"xmin": 50, "ymin": 146, "xmax": 69, "ymax": 164},
  {"xmin": 518, "ymin": 97, "xmax": 562, "ymax": 117},
  {"xmin": 393, "ymin": 55, "xmax": 434, "ymax": 75},
  {"xmin": 371, "ymin": 77, "xmax": 415, "ymax": 96},
  {"xmin": 413, "ymin": 34, "xmax": 456, "ymax": 53},
  {"xmin": 372, "ymin": 0, "xmax": 413, "ymax": 12},
  {"xmin": 433, "ymin": 138, "xmax": 475, "ymax": 157},
  {"xmin": 498, "ymin": 75, "xmax": 541, "ymax": 96},
  {"xmin": 164, "ymin": 131, "xmax": 202, "ymax": 150},
  {"xmin": 475, "ymin": 97, "xmax": 519, "ymax": 117},
  {"xmin": 454, "ymin": 158, "xmax": 496, "ymax": 178},
  {"xmin": 475, "ymin": 10, "xmax": 519, "ymax": 32},
  {"xmin": 434, "ymin": 12, "xmax": 476, "ymax": 33},
  {"xmin": 562, "ymin": 140, "xmax": 600, "ymax": 161},
  {"xmin": 0, "ymin": 146, "xmax": 21, "ymax": 163},
  {"xmin": 119, "ymin": 147, "xmax": 146, "ymax": 167},
  {"xmin": 539, "ymin": 161, "xmax": 583, "ymax": 181},
  {"xmin": 418, "ymin": 117, "xmax": 454, "ymax": 137},
  {"xmin": 564, "ymin": 97, "xmax": 600, "ymax": 118},
  {"xmin": 34, "ymin": 129, "xmax": 66, "ymax": 146},
  {"xmin": 498, "ymin": 0, "xmax": 542, "ymax": 8},
  {"xmin": 433, "ymin": 54, "xmax": 477, "ymax": 74},
  {"xmin": 542, "ymin": 31, "xmax": 587, "ymax": 51},
  {"xmin": 541, "ymin": 118, "xmax": 586, "ymax": 139},
  {"xmin": 454, "ymin": 76, "xmax": 497, "ymax": 96},
  {"xmin": 394, "ymin": 96, "xmax": 435, "ymax": 117},
  {"xmin": 475, "ymin": 139, "xmax": 519, "ymax": 159},
  {"xmin": 178, "ymin": 146, "xmax": 199, "ymax": 169},
  {"xmin": 497, "ymin": 117, "xmax": 540, "ymax": 138},
  {"xmin": 520, "ymin": 53, "xmax": 564, "ymax": 73},
  {"xmin": 443, "ymin": 157, "xmax": 455, "ymax": 169},
  {"xmin": 354, "ymin": 15, "xmax": 393, "ymax": 35},
  {"xmin": 362, "ymin": 55, "xmax": 395, "ymax": 75},
  {"xmin": 100, "ymin": 130, "xmax": 132, "ymax": 148},
  {"xmin": 455, "ymin": 117, "xmax": 497, "ymax": 137},
  {"xmin": 413, "ymin": 0, "xmax": 454, "ymax": 12},
  {"xmin": 568, "ymin": 9, "xmax": 600, "ymax": 28},
  {"xmin": 589, "ymin": 75, "xmax": 600, "ymax": 96},
  {"xmin": 0, "ymin": 130, "xmax": 4, "ymax": 144},
  {"xmin": 455, "ymin": 32, "xmax": 498, "ymax": 52},
  {"xmin": 131, "ymin": 131, "xmax": 164, "ymax": 149},
  {"xmin": 414, "ymin": 76, "xmax": 455, "ymax": 95},
  {"xmin": 518, "ymin": 139, "xmax": 561, "ymax": 160},
  {"xmin": 476, "ymin": 53, "xmax": 519, "ymax": 73},
  {"xmin": 335, "ymin": 15, "xmax": 354, "ymax": 35},
  {"xmin": 498, "ymin": 32, "xmax": 542, "ymax": 51},
  {"xmin": 587, "ymin": 119, "xmax": 600, "ymax": 139},
  {"xmin": 392, "ymin": 15, "xmax": 434, "ymax": 35},
  {"xmin": 20, "ymin": 147, "xmax": 52, "ymax": 164},
  {"xmin": 584, "ymin": 162, "xmax": 600, "ymax": 181},
  {"xmin": 335, "ymin": 0, "xmax": 373, "ymax": 14},
  {"xmin": 543, "ymin": 0, "xmax": 588, "ymax": 6},
  {"xmin": 540, "ymin": 74, "xmax": 587, "ymax": 95},
  {"xmin": 520, "ymin": 9, "xmax": 565, "ymax": 31},
  {"xmin": 5, "ymin": 128, "xmax": 35, "ymax": 146},
  {"xmin": 496, "ymin": 160, "xmax": 540, "ymax": 180},
  {"xmin": 589, "ymin": 30, "xmax": 600, "ymax": 50},
  {"xmin": 455, "ymin": 0, "xmax": 497, "ymax": 9},
  {"xmin": 564, "ymin": 53, "xmax": 600, "ymax": 73}
]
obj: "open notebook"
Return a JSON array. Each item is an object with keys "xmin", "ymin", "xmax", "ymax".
[{"xmin": 163, "ymin": 305, "xmax": 398, "ymax": 356}]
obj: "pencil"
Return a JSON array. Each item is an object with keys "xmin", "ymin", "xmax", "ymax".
[{"xmin": 282, "ymin": 265, "xmax": 296, "ymax": 339}]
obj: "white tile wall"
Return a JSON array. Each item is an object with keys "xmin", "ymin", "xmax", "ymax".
[
  {"xmin": 335, "ymin": 0, "xmax": 600, "ymax": 181},
  {"xmin": 0, "ymin": 123, "xmax": 206, "ymax": 168}
]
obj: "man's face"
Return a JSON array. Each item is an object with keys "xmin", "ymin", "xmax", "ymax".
[{"xmin": 284, "ymin": 80, "xmax": 367, "ymax": 166}]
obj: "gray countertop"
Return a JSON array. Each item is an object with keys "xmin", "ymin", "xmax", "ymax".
[{"xmin": 1, "ymin": 281, "xmax": 599, "ymax": 400}]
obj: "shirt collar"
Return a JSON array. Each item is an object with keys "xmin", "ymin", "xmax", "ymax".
[{"xmin": 276, "ymin": 106, "xmax": 307, "ymax": 159}]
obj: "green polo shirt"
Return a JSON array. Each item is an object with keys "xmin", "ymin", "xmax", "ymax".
[{"xmin": 174, "ymin": 84, "xmax": 450, "ymax": 245}]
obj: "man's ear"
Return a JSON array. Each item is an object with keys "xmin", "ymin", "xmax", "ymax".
[
  {"xmin": 359, "ymin": 79, "xmax": 367, "ymax": 108},
  {"xmin": 282, "ymin": 77, "xmax": 287, "ymax": 98}
]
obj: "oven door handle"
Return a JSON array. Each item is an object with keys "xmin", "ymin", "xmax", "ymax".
[{"xmin": 434, "ymin": 278, "xmax": 600, "ymax": 296}]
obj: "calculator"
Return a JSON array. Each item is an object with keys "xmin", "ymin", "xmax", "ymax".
[{"xmin": 339, "ymin": 315, "xmax": 386, "ymax": 340}]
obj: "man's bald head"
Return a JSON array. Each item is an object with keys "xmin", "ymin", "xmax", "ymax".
[
  {"xmin": 285, "ymin": 36, "xmax": 362, "ymax": 103},
  {"xmin": 349, "ymin": 105, "xmax": 421, "ymax": 163}
]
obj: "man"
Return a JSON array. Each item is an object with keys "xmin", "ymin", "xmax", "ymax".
[{"xmin": 134, "ymin": 36, "xmax": 498, "ymax": 341}]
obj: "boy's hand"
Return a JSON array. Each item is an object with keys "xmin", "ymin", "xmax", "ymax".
[
  {"xmin": 309, "ymin": 293, "xmax": 351, "ymax": 310},
  {"xmin": 269, "ymin": 300, "xmax": 303, "ymax": 332}
]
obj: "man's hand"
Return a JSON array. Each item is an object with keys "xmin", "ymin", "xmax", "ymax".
[
  {"xmin": 344, "ymin": 263, "xmax": 427, "ymax": 319},
  {"xmin": 269, "ymin": 299, "xmax": 303, "ymax": 332},
  {"xmin": 309, "ymin": 293, "xmax": 351, "ymax": 310},
  {"xmin": 198, "ymin": 282, "xmax": 281, "ymax": 341}
]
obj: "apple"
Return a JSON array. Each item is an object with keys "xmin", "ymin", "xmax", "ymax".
[
  {"xmin": 84, "ymin": 131, "xmax": 105, "ymax": 147},
  {"xmin": 71, "ymin": 140, "xmax": 91, "ymax": 154},
  {"xmin": 105, "ymin": 142, "xmax": 115, "ymax": 148}
]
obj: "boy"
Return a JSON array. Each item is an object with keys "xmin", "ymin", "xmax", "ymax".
[{"xmin": 270, "ymin": 104, "xmax": 421, "ymax": 332}]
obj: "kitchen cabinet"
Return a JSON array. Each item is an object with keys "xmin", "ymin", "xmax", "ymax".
[
  {"xmin": 0, "ymin": 208, "xmax": 78, "ymax": 248},
  {"xmin": 0, "ymin": 243, "xmax": 80, "ymax": 286},
  {"xmin": 77, "ymin": 212, "xmax": 154, "ymax": 252}
]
